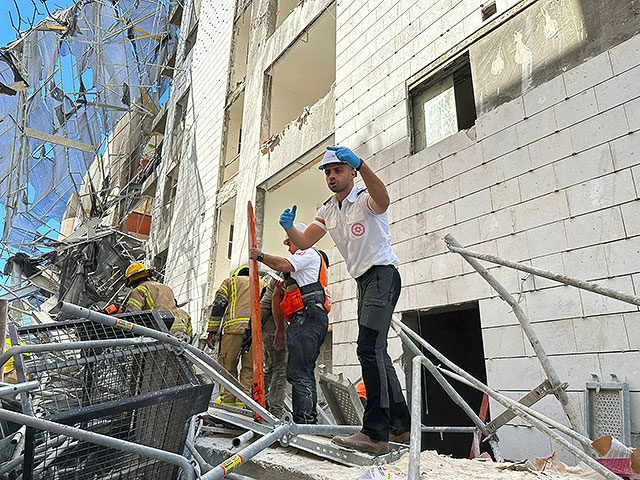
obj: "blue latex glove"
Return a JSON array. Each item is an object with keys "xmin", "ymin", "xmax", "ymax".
[
  {"xmin": 279, "ymin": 205, "xmax": 297, "ymax": 231},
  {"xmin": 327, "ymin": 146, "xmax": 361, "ymax": 170}
]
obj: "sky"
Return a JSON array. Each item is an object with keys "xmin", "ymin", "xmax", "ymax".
[{"xmin": 0, "ymin": 0, "xmax": 75, "ymax": 48}]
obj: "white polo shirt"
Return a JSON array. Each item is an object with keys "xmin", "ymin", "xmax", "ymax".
[
  {"xmin": 312, "ymin": 184, "xmax": 398, "ymax": 279},
  {"xmin": 286, "ymin": 248, "xmax": 321, "ymax": 287}
]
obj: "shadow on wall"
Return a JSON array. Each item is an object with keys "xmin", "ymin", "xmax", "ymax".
[{"xmin": 471, "ymin": 0, "xmax": 640, "ymax": 114}]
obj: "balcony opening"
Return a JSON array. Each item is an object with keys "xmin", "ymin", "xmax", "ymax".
[
  {"xmin": 163, "ymin": 163, "xmax": 179, "ymax": 219},
  {"xmin": 402, "ymin": 303, "xmax": 489, "ymax": 458},
  {"xmin": 222, "ymin": 91, "xmax": 244, "ymax": 182},
  {"xmin": 262, "ymin": 5, "xmax": 336, "ymax": 143},
  {"xmin": 411, "ymin": 53, "xmax": 477, "ymax": 153},
  {"xmin": 260, "ymin": 149, "xmax": 335, "ymax": 258},
  {"xmin": 275, "ymin": 0, "xmax": 300, "ymax": 30},
  {"xmin": 229, "ymin": 2, "xmax": 252, "ymax": 91}
]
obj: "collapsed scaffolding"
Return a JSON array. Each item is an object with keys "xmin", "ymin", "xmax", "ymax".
[
  {"xmin": 0, "ymin": 0, "xmax": 178, "ymax": 325},
  {"xmin": 2, "ymin": 232, "xmax": 639, "ymax": 478}
]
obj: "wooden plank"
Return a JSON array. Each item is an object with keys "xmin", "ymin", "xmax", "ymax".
[{"xmin": 24, "ymin": 127, "xmax": 97, "ymax": 154}]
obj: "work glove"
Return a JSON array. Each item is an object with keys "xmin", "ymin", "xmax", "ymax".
[
  {"xmin": 279, "ymin": 205, "xmax": 297, "ymax": 231},
  {"xmin": 241, "ymin": 327, "xmax": 252, "ymax": 353},
  {"xmin": 327, "ymin": 146, "xmax": 361, "ymax": 170}
]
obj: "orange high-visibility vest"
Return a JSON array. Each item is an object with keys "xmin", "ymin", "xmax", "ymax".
[{"xmin": 280, "ymin": 251, "xmax": 331, "ymax": 321}]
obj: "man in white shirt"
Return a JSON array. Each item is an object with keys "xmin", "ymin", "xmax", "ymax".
[
  {"xmin": 277, "ymin": 146, "xmax": 411, "ymax": 455},
  {"xmin": 249, "ymin": 223, "xmax": 330, "ymax": 424}
]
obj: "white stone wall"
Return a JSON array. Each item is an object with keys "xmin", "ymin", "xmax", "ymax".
[
  {"xmin": 154, "ymin": 0, "xmax": 640, "ymax": 461},
  {"xmin": 151, "ymin": 0, "xmax": 235, "ymax": 335},
  {"xmin": 330, "ymin": 0, "xmax": 640, "ymax": 459}
]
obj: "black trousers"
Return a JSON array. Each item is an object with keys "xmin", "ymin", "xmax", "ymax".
[
  {"xmin": 356, "ymin": 265, "xmax": 411, "ymax": 441},
  {"xmin": 286, "ymin": 304, "xmax": 328, "ymax": 424}
]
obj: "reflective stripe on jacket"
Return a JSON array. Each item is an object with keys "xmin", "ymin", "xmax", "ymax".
[
  {"xmin": 208, "ymin": 275, "xmax": 251, "ymax": 334},
  {"xmin": 126, "ymin": 279, "xmax": 193, "ymax": 336}
]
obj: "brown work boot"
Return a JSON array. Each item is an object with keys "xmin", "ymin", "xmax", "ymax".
[
  {"xmin": 332, "ymin": 432, "xmax": 389, "ymax": 455},
  {"xmin": 389, "ymin": 431, "xmax": 410, "ymax": 444}
]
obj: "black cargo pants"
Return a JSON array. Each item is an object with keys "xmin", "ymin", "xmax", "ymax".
[
  {"xmin": 355, "ymin": 265, "xmax": 411, "ymax": 441},
  {"xmin": 286, "ymin": 303, "xmax": 328, "ymax": 424}
]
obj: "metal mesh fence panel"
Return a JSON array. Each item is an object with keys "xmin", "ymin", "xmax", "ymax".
[{"xmin": 10, "ymin": 310, "xmax": 211, "ymax": 480}]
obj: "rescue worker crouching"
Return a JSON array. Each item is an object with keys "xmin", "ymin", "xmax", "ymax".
[
  {"xmin": 207, "ymin": 265, "xmax": 253, "ymax": 407},
  {"xmin": 249, "ymin": 223, "xmax": 330, "ymax": 425},
  {"xmin": 124, "ymin": 262, "xmax": 193, "ymax": 341}
]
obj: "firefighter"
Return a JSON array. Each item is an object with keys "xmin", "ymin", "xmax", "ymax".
[
  {"xmin": 124, "ymin": 262, "xmax": 192, "ymax": 341},
  {"xmin": 249, "ymin": 223, "xmax": 330, "ymax": 424},
  {"xmin": 277, "ymin": 146, "xmax": 412, "ymax": 455},
  {"xmin": 207, "ymin": 265, "xmax": 253, "ymax": 407}
]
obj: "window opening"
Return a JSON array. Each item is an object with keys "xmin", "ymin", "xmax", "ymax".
[
  {"xmin": 411, "ymin": 53, "xmax": 477, "ymax": 153},
  {"xmin": 227, "ymin": 224, "xmax": 234, "ymax": 260},
  {"xmin": 262, "ymin": 6, "xmax": 336, "ymax": 142},
  {"xmin": 482, "ymin": 2, "xmax": 497, "ymax": 21},
  {"xmin": 222, "ymin": 91, "xmax": 245, "ymax": 182}
]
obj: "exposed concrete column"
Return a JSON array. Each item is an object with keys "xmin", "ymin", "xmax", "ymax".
[
  {"xmin": 229, "ymin": 0, "xmax": 278, "ymax": 270},
  {"xmin": 254, "ymin": 187, "xmax": 267, "ymax": 249}
]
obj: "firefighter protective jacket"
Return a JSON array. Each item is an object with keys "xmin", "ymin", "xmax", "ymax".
[
  {"xmin": 208, "ymin": 275, "xmax": 252, "ymax": 335},
  {"xmin": 126, "ymin": 279, "xmax": 193, "ymax": 337}
]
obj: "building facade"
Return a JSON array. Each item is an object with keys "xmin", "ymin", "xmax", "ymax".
[{"xmin": 152, "ymin": 0, "xmax": 640, "ymax": 461}]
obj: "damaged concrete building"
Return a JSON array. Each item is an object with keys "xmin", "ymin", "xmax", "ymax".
[{"xmin": 152, "ymin": 0, "xmax": 640, "ymax": 463}]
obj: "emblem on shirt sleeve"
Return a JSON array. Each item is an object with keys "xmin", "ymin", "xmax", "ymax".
[{"xmin": 351, "ymin": 223, "xmax": 365, "ymax": 237}]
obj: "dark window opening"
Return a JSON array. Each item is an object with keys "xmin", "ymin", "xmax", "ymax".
[
  {"xmin": 227, "ymin": 224, "xmax": 234, "ymax": 260},
  {"xmin": 411, "ymin": 53, "xmax": 477, "ymax": 153},
  {"xmin": 482, "ymin": 2, "xmax": 497, "ymax": 21},
  {"xmin": 402, "ymin": 303, "xmax": 489, "ymax": 458}
]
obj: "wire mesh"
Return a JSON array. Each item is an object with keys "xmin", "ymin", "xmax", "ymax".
[{"xmin": 10, "ymin": 310, "xmax": 211, "ymax": 480}]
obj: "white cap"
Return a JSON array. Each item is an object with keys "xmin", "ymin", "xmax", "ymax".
[
  {"xmin": 294, "ymin": 222, "xmax": 308, "ymax": 232},
  {"xmin": 318, "ymin": 149, "xmax": 345, "ymax": 170}
]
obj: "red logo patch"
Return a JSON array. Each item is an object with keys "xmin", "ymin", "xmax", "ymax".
[{"xmin": 351, "ymin": 223, "xmax": 365, "ymax": 237}]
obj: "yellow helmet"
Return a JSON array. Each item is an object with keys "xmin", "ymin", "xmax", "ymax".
[
  {"xmin": 125, "ymin": 262, "xmax": 151, "ymax": 282},
  {"xmin": 232, "ymin": 265, "xmax": 249, "ymax": 277}
]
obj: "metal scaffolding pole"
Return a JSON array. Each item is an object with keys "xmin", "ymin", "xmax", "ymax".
[
  {"xmin": 0, "ymin": 299, "xmax": 7, "ymax": 382},
  {"xmin": 445, "ymin": 241, "xmax": 640, "ymax": 307},
  {"xmin": 396, "ymin": 325, "xmax": 616, "ymax": 480},
  {"xmin": 0, "ymin": 408, "xmax": 196, "ymax": 480},
  {"xmin": 444, "ymin": 234, "xmax": 587, "ymax": 438},
  {"xmin": 57, "ymin": 301, "xmax": 278, "ymax": 425},
  {"xmin": 201, "ymin": 424, "xmax": 291, "ymax": 480}
]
